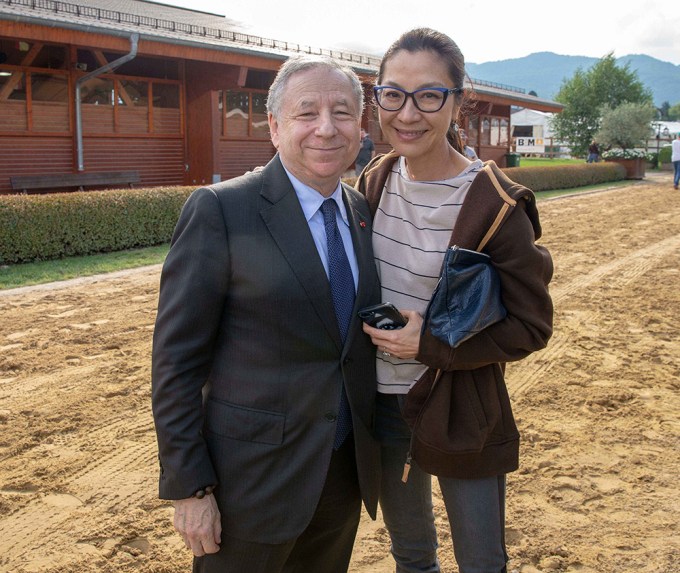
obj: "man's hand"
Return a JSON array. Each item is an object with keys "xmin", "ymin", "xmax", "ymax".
[{"xmin": 173, "ymin": 495, "xmax": 222, "ymax": 556}]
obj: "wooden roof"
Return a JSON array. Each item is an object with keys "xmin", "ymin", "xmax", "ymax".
[{"xmin": 0, "ymin": 0, "xmax": 563, "ymax": 112}]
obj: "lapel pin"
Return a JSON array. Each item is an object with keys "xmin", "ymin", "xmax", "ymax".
[{"xmin": 360, "ymin": 221, "xmax": 366, "ymax": 228}]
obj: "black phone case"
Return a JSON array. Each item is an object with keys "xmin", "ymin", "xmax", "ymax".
[{"xmin": 357, "ymin": 303, "xmax": 407, "ymax": 330}]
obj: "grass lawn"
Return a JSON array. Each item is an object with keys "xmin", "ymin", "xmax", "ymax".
[
  {"xmin": 0, "ymin": 245, "xmax": 169, "ymax": 290},
  {"xmin": 520, "ymin": 157, "xmax": 584, "ymax": 167},
  {"xmin": 0, "ymin": 166, "xmax": 636, "ymax": 291}
]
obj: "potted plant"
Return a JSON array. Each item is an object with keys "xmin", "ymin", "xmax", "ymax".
[
  {"xmin": 596, "ymin": 102, "xmax": 656, "ymax": 179},
  {"xmin": 601, "ymin": 148, "xmax": 651, "ymax": 179}
]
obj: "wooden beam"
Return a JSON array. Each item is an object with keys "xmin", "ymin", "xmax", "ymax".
[
  {"xmin": 92, "ymin": 50, "xmax": 134, "ymax": 107},
  {"xmin": 237, "ymin": 66, "xmax": 248, "ymax": 88},
  {"xmin": 0, "ymin": 71, "xmax": 24, "ymax": 101},
  {"xmin": 0, "ymin": 43, "xmax": 44, "ymax": 101},
  {"xmin": 21, "ymin": 42, "xmax": 43, "ymax": 66}
]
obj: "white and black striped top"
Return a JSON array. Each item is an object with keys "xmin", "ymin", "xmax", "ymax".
[{"xmin": 373, "ymin": 156, "xmax": 484, "ymax": 394}]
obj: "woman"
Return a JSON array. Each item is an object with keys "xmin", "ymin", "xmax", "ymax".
[{"xmin": 356, "ymin": 28, "xmax": 554, "ymax": 573}]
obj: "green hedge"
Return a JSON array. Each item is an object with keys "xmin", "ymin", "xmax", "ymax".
[
  {"xmin": 658, "ymin": 145, "xmax": 672, "ymax": 165},
  {"xmin": 346, "ymin": 163, "xmax": 626, "ymax": 193},
  {"xmin": 0, "ymin": 186, "xmax": 194, "ymax": 264},
  {"xmin": 503, "ymin": 162, "xmax": 626, "ymax": 192},
  {"xmin": 0, "ymin": 163, "xmax": 627, "ymax": 265}
]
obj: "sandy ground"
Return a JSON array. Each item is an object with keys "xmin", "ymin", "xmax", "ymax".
[{"xmin": 0, "ymin": 172, "xmax": 679, "ymax": 573}]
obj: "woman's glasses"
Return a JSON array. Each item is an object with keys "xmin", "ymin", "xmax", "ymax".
[{"xmin": 373, "ymin": 86, "xmax": 463, "ymax": 113}]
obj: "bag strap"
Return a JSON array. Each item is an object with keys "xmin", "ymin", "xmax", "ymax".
[{"xmin": 476, "ymin": 166, "xmax": 516, "ymax": 252}]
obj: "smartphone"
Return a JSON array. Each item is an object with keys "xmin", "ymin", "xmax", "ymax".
[{"xmin": 357, "ymin": 302, "xmax": 407, "ymax": 330}]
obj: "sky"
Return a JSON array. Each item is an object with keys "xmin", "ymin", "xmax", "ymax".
[{"xmin": 163, "ymin": 0, "xmax": 680, "ymax": 66}]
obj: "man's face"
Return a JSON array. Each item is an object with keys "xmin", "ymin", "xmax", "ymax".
[{"xmin": 269, "ymin": 67, "xmax": 361, "ymax": 197}]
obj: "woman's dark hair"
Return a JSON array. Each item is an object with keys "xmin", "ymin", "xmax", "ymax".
[{"xmin": 377, "ymin": 28, "xmax": 468, "ymax": 152}]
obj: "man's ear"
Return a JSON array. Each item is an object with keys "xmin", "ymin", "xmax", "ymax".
[{"xmin": 268, "ymin": 113, "xmax": 280, "ymax": 149}]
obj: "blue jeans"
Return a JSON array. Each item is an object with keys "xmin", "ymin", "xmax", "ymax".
[
  {"xmin": 375, "ymin": 393, "xmax": 508, "ymax": 573},
  {"xmin": 673, "ymin": 160, "xmax": 680, "ymax": 187},
  {"xmin": 586, "ymin": 153, "xmax": 599, "ymax": 163}
]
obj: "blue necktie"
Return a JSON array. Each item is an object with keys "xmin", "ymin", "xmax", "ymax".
[{"xmin": 320, "ymin": 199, "xmax": 355, "ymax": 449}]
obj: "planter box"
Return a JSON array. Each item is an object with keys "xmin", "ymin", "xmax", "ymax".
[{"xmin": 604, "ymin": 157, "xmax": 646, "ymax": 179}]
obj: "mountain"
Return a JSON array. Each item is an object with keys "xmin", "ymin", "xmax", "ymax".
[{"xmin": 466, "ymin": 52, "xmax": 680, "ymax": 107}]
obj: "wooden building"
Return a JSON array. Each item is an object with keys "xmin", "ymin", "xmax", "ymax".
[{"xmin": 0, "ymin": 0, "xmax": 563, "ymax": 195}]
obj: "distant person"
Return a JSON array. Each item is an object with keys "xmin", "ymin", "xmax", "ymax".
[
  {"xmin": 152, "ymin": 54, "xmax": 382, "ymax": 573},
  {"xmin": 672, "ymin": 133, "xmax": 680, "ymax": 190},
  {"xmin": 587, "ymin": 139, "xmax": 600, "ymax": 163},
  {"xmin": 355, "ymin": 128, "xmax": 376, "ymax": 175},
  {"xmin": 460, "ymin": 128, "xmax": 478, "ymax": 160}
]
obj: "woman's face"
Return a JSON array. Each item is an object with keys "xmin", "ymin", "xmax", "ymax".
[{"xmin": 377, "ymin": 49, "xmax": 459, "ymax": 163}]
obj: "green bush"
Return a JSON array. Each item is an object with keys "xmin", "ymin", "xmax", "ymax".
[
  {"xmin": 0, "ymin": 163, "xmax": 627, "ymax": 265},
  {"xmin": 0, "ymin": 186, "xmax": 194, "ymax": 264},
  {"xmin": 502, "ymin": 163, "xmax": 626, "ymax": 192},
  {"xmin": 658, "ymin": 145, "xmax": 672, "ymax": 165}
]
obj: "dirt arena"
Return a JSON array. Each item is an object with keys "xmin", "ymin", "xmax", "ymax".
[{"xmin": 1, "ymin": 172, "xmax": 678, "ymax": 573}]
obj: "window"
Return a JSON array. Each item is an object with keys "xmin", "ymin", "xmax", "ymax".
[
  {"xmin": 153, "ymin": 83, "xmax": 179, "ymax": 109},
  {"xmin": 513, "ymin": 125, "xmax": 533, "ymax": 138},
  {"xmin": 479, "ymin": 116, "xmax": 509, "ymax": 147},
  {"xmin": 499, "ymin": 118, "xmax": 509, "ymax": 146},
  {"xmin": 78, "ymin": 76, "xmax": 181, "ymax": 135},
  {"xmin": 0, "ymin": 38, "xmax": 183, "ymax": 136},
  {"xmin": 81, "ymin": 77, "xmax": 114, "ymax": 105},
  {"xmin": 118, "ymin": 79, "xmax": 148, "ymax": 134},
  {"xmin": 467, "ymin": 117, "xmax": 479, "ymax": 146},
  {"xmin": 221, "ymin": 89, "xmax": 270, "ymax": 139},
  {"xmin": 152, "ymin": 83, "xmax": 181, "ymax": 134},
  {"xmin": 251, "ymin": 92, "xmax": 268, "ymax": 138},
  {"xmin": 31, "ymin": 73, "xmax": 69, "ymax": 132},
  {"xmin": 0, "ymin": 71, "xmax": 28, "ymax": 131}
]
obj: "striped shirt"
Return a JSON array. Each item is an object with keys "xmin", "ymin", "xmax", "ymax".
[{"xmin": 374, "ymin": 155, "xmax": 483, "ymax": 394}]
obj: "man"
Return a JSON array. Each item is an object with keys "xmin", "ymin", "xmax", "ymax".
[
  {"xmin": 354, "ymin": 128, "xmax": 376, "ymax": 175},
  {"xmin": 151, "ymin": 55, "xmax": 381, "ymax": 573},
  {"xmin": 672, "ymin": 132, "xmax": 680, "ymax": 190},
  {"xmin": 587, "ymin": 139, "xmax": 600, "ymax": 163}
]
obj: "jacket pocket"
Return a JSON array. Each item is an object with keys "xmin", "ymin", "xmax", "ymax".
[
  {"xmin": 205, "ymin": 398, "xmax": 285, "ymax": 445},
  {"xmin": 412, "ymin": 370, "xmax": 491, "ymax": 455}
]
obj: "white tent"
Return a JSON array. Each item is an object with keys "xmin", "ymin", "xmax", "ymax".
[
  {"xmin": 511, "ymin": 109, "xmax": 556, "ymax": 139},
  {"xmin": 510, "ymin": 108, "xmax": 568, "ymax": 155}
]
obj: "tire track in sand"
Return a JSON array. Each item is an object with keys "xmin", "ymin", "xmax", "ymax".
[{"xmin": 510, "ymin": 232, "xmax": 680, "ymax": 397}]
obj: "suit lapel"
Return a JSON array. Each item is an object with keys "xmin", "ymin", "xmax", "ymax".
[
  {"xmin": 342, "ymin": 183, "xmax": 374, "ymax": 352},
  {"xmin": 258, "ymin": 156, "xmax": 344, "ymax": 349}
]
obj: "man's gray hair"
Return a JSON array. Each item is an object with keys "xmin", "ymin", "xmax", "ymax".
[{"xmin": 266, "ymin": 55, "xmax": 364, "ymax": 119}]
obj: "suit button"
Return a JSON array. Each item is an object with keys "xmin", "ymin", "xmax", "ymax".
[
  {"xmin": 324, "ymin": 412, "xmax": 337, "ymax": 422},
  {"xmin": 343, "ymin": 357, "xmax": 352, "ymax": 365}
]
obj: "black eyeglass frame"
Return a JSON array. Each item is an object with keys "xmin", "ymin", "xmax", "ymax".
[{"xmin": 373, "ymin": 85, "xmax": 464, "ymax": 113}]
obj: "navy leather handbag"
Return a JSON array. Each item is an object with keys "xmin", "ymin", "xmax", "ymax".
[{"xmin": 422, "ymin": 245, "xmax": 506, "ymax": 348}]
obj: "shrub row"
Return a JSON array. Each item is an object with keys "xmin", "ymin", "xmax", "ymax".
[
  {"xmin": 503, "ymin": 162, "xmax": 626, "ymax": 192},
  {"xmin": 346, "ymin": 163, "xmax": 626, "ymax": 193},
  {"xmin": 0, "ymin": 163, "xmax": 626, "ymax": 265},
  {"xmin": 658, "ymin": 145, "xmax": 672, "ymax": 165},
  {"xmin": 0, "ymin": 186, "xmax": 194, "ymax": 264}
]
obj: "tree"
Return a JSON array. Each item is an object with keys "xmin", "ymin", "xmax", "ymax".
[
  {"xmin": 595, "ymin": 102, "xmax": 656, "ymax": 152},
  {"xmin": 669, "ymin": 103, "xmax": 680, "ymax": 121},
  {"xmin": 550, "ymin": 53, "xmax": 653, "ymax": 157},
  {"xmin": 658, "ymin": 101, "xmax": 670, "ymax": 120}
]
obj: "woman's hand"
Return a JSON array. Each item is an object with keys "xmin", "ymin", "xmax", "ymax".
[{"xmin": 362, "ymin": 309, "xmax": 423, "ymax": 359}]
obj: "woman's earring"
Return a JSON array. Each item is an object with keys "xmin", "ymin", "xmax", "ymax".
[{"xmin": 452, "ymin": 122, "xmax": 460, "ymax": 133}]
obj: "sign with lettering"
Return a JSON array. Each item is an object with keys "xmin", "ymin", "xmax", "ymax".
[{"xmin": 515, "ymin": 137, "xmax": 545, "ymax": 153}]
